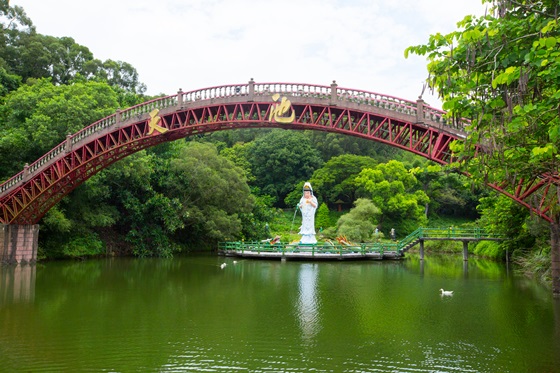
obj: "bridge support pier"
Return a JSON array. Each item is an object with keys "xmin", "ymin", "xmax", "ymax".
[
  {"xmin": 462, "ymin": 241, "xmax": 469, "ymax": 261},
  {"xmin": 419, "ymin": 240, "xmax": 424, "ymax": 260},
  {"xmin": 0, "ymin": 225, "xmax": 39, "ymax": 264}
]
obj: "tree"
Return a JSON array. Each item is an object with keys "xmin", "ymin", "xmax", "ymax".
[
  {"xmin": 315, "ymin": 202, "xmax": 332, "ymax": 231},
  {"xmin": 96, "ymin": 59, "xmax": 146, "ymax": 94},
  {"xmin": 476, "ymin": 194, "xmax": 548, "ymax": 259},
  {"xmin": 336, "ymin": 198, "xmax": 380, "ymax": 242},
  {"xmin": 355, "ymin": 160, "xmax": 429, "ymax": 233},
  {"xmin": 309, "ymin": 154, "xmax": 378, "ymax": 206},
  {"xmin": 411, "ymin": 163, "xmax": 483, "ymax": 219},
  {"xmin": 284, "ymin": 154, "xmax": 376, "ymax": 209},
  {"xmin": 304, "ymin": 130, "xmax": 401, "ymax": 161},
  {"xmin": 0, "ymin": 0, "xmax": 34, "ymax": 31},
  {"xmin": 0, "ymin": 78, "xmax": 119, "ymax": 180},
  {"xmin": 162, "ymin": 141, "xmax": 255, "ymax": 247},
  {"xmin": 0, "ymin": 67, "xmax": 21, "ymax": 95},
  {"xmin": 1, "ymin": 4, "xmax": 146, "ymax": 94},
  {"xmin": 405, "ymin": 0, "xmax": 560, "ymax": 295},
  {"xmin": 246, "ymin": 129, "xmax": 323, "ymax": 206}
]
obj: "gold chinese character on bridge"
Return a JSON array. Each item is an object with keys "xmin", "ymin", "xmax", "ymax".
[
  {"xmin": 269, "ymin": 94, "xmax": 295, "ymax": 124},
  {"xmin": 147, "ymin": 109, "xmax": 169, "ymax": 135}
]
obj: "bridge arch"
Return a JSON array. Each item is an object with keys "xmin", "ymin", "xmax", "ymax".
[{"xmin": 0, "ymin": 80, "xmax": 558, "ymax": 226}]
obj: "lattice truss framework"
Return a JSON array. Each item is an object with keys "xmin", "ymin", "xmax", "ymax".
[{"xmin": 0, "ymin": 101, "xmax": 558, "ymax": 224}]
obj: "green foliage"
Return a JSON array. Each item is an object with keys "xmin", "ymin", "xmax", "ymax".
[
  {"xmin": 406, "ymin": 2, "xmax": 560, "ymax": 290},
  {"xmin": 473, "ymin": 240, "xmax": 503, "ymax": 259},
  {"xmin": 246, "ymin": 130, "xmax": 323, "ymax": 206},
  {"xmin": 219, "ymin": 142, "xmax": 254, "ymax": 182},
  {"xmin": 308, "ymin": 154, "xmax": 377, "ymax": 206},
  {"xmin": 315, "ymin": 203, "xmax": 331, "ymax": 230},
  {"xmin": 355, "ymin": 160, "xmax": 428, "ymax": 233},
  {"xmin": 41, "ymin": 205, "xmax": 72, "ymax": 233},
  {"xmin": 268, "ymin": 209, "xmax": 302, "ymax": 243},
  {"xmin": 61, "ymin": 233, "xmax": 104, "ymax": 259},
  {"xmin": 514, "ymin": 249, "xmax": 552, "ymax": 284},
  {"xmin": 161, "ymin": 141, "xmax": 255, "ymax": 246},
  {"xmin": 0, "ymin": 67, "xmax": 21, "ymax": 95},
  {"xmin": 421, "ymin": 240, "xmax": 463, "ymax": 253},
  {"xmin": 336, "ymin": 198, "xmax": 380, "ymax": 242},
  {"xmin": 411, "ymin": 165, "xmax": 484, "ymax": 219},
  {"xmin": 0, "ymin": 78, "xmax": 119, "ymax": 179},
  {"xmin": 205, "ymin": 128, "xmax": 267, "ymax": 148},
  {"xmin": 473, "ymin": 193, "xmax": 550, "ymax": 266},
  {"xmin": 0, "ymin": 1, "xmax": 33, "ymax": 32},
  {"xmin": 477, "ymin": 194, "xmax": 539, "ymax": 255},
  {"xmin": 239, "ymin": 189, "xmax": 276, "ymax": 240},
  {"xmin": 0, "ymin": 6, "xmax": 146, "ymax": 94},
  {"xmin": 304, "ymin": 130, "xmax": 401, "ymax": 161},
  {"xmin": 406, "ymin": 1, "xmax": 560, "ymax": 216}
]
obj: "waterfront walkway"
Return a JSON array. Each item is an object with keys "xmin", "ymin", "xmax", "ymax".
[{"xmin": 218, "ymin": 227, "xmax": 504, "ymax": 261}]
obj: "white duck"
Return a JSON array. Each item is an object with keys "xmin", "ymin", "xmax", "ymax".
[
  {"xmin": 440, "ymin": 288, "xmax": 454, "ymax": 296},
  {"xmin": 220, "ymin": 263, "xmax": 227, "ymax": 269}
]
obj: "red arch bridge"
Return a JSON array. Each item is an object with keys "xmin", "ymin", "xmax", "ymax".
[{"xmin": 1, "ymin": 79, "xmax": 558, "ymax": 263}]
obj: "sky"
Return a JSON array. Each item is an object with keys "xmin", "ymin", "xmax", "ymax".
[{"xmin": 11, "ymin": 0, "xmax": 488, "ymax": 109}]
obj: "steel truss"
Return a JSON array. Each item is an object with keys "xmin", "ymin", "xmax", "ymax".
[{"xmin": 1, "ymin": 100, "xmax": 558, "ymax": 224}]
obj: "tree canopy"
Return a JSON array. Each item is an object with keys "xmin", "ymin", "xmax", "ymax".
[
  {"xmin": 355, "ymin": 160, "xmax": 429, "ymax": 232},
  {"xmin": 406, "ymin": 0, "xmax": 560, "ymax": 295},
  {"xmin": 246, "ymin": 130, "xmax": 323, "ymax": 206},
  {"xmin": 406, "ymin": 0, "xmax": 559, "ymax": 208}
]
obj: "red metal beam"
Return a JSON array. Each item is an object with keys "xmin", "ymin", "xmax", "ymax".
[{"xmin": 0, "ymin": 96, "xmax": 558, "ymax": 224}]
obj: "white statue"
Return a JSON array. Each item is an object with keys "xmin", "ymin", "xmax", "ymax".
[{"xmin": 298, "ymin": 182, "xmax": 318, "ymax": 244}]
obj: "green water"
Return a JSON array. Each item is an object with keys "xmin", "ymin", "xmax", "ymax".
[{"xmin": 1, "ymin": 254, "xmax": 559, "ymax": 372}]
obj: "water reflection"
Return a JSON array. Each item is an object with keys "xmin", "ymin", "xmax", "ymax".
[
  {"xmin": 296, "ymin": 263, "xmax": 320, "ymax": 343},
  {"xmin": 0, "ymin": 264, "xmax": 35, "ymax": 305},
  {"xmin": 1, "ymin": 255, "xmax": 558, "ymax": 372}
]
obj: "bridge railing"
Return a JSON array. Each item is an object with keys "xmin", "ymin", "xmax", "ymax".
[
  {"xmin": 415, "ymin": 227, "xmax": 504, "ymax": 239},
  {"xmin": 0, "ymin": 81, "xmax": 468, "ymax": 196},
  {"xmin": 335, "ymin": 87, "xmax": 418, "ymax": 116},
  {"xmin": 0, "ymin": 94, "xmax": 178, "ymax": 195},
  {"xmin": 218, "ymin": 240, "xmax": 400, "ymax": 255},
  {"xmin": 253, "ymin": 82, "xmax": 332, "ymax": 98},
  {"xmin": 397, "ymin": 227, "xmax": 505, "ymax": 253},
  {"xmin": 169, "ymin": 81, "xmax": 463, "ymax": 130}
]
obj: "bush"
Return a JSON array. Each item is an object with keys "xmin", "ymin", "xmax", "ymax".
[
  {"xmin": 473, "ymin": 240, "xmax": 504, "ymax": 259},
  {"xmin": 61, "ymin": 233, "xmax": 104, "ymax": 259},
  {"xmin": 315, "ymin": 203, "xmax": 332, "ymax": 230},
  {"xmin": 336, "ymin": 198, "xmax": 379, "ymax": 242}
]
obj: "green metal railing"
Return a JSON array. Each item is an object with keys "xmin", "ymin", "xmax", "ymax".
[
  {"xmin": 219, "ymin": 228, "xmax": 505, "ymax": 258},
  {"xmin": 218, "ymin": 240, "xmax": 400, "ymax": 257},
  {"xmin": 397, "ymin": 227, "xmax": 505, "ymax": 253}
]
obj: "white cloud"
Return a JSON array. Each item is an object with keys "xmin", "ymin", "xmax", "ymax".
[{"xmin": 10, "ymin": 0, "xmax": 487, "ymax": 108}]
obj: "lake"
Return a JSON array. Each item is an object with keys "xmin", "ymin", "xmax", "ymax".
[{"xmin": 1, "ymin": 254, "xmax": 559, "ymax": 372}]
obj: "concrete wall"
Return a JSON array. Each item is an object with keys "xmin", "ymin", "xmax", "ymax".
[{"xmin": 0, "ymin": 225, "xmax": 39, "ymax": 264}]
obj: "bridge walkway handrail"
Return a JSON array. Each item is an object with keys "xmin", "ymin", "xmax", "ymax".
[
  {"xmin": 397, "ymin": 227, "xmax": 506, "ymax": 253},
  {"xmin": 218, "ymin": 240, "xmax": 400, "ymax": 256},
  {"xmin": 220, "ymin": 227, "xmax": 504, "ymax": 258},
  {"xmin": 0, "ymin": 80, "xmax": 467, "ymax": 196}
]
